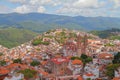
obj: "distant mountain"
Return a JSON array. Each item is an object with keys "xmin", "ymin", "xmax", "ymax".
[
  {"xmin": 0, "ymin": 13, "xmax": 120, "ymax": 32},
  {"xmin": 0, "ymin": 27, "xmax": 38, "ymax": 48},
  {"xmin": 90, "ymin": 28, "xmax": 120, "ymax": 40}
]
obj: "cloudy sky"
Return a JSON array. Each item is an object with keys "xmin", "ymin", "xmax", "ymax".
[{"xmin": 0, "ymin": 0, "xmax": 120, "ymax": 17}]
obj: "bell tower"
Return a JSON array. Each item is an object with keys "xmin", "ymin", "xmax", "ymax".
[
  {"xmin": 82, "ymin": 34, "xmax": 88, "ymax": 55},
  {"xmin": 77, "ymin": 33, "xmax": 82, "ymax": 56}
]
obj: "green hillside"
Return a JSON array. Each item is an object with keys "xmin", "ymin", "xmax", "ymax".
[
  {"xmin": 90, "ymin": 28, "xmax": 120, "ymax": 40},
  {"xmin": 19, "ymin": 21, "xmax": 84, "ymax": 33},
  {"xmin": 0, "ymin": 27, "xmax": 38, "ymax": 48}
]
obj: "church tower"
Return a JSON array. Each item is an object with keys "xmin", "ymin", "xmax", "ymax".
[
  {"xmin": 82, "ymin": 34, "xmax": 88, "ymax": 55},
  {"xmin": 77, "ymin": 33, "xmax": 82, "ymax": 56}
]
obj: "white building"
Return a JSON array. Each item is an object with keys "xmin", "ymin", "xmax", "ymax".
[
  {"xmin": 98, "ymin": 53, "xmax": 113, "ymax": 65},
  {"xmin": 115, "ymin": 67, "xmax": 120, "ymax": 78},
  {"xmin": 83, "ymin": 64, "xmax": 99, "ymax": 80},
  {"xmin": 68, "ymin": 59, "xmax": 83, "ymax": 75},
  {"xmin": 4, "ymin": 73, "xmax": 24, "ymax": 80}
]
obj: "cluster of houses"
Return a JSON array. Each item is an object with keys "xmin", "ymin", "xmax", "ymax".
[
  {"xmin": 0, "ymin": 45, "xmax": 8, "ymax": 54},
  {"xmin": 0, "ymin": 29, "xmax": 120, "ymax": 80}
]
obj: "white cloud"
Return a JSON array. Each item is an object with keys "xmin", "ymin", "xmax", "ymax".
[
  {"xmin": 72, "ymin": 0, "xmax": 99, "ymax": 8},
  {"xmin": 113, "ymin": 0, "xmax": 120, "ymax": 8},
  {"xmin": 14, "ymin": 5, "xmax": 31, "ymax": 13},
  {"xmin": 13, "ymin": 3, "xmax": 46, "ymax": 13},
  {"xmin": 29, "ymin": 0, "xmax": 51, "ymax": 5},
  {"xmin": 4, "ymin": 0, "xmax": 120, "ymax": 17},
  {"xmin": 37, "ymin": 6, "xmax": 46, "ymax": 13},
  {"xmin": 29, "ymin": 0, "xmax": 59, "ymax": 6},
  {"xmin": 58, "ymin": 0, "xmax": 105, "ymax": 9},
  {"xmin": 9, "ymin": 0, "xmax": 55, "ymax": 6},
  {"xmin": 11, "ymin": 0, "xmax": 58, "ymax": 13},
  {"xmin": 57, "ymin": 8, "xmax": 103, "ymax": 17},
  {"xmin": 56, "ymin": 0, "xmax": 107, "ymax": 16}
]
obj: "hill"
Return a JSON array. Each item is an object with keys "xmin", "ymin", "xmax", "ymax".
[
  {"xmin": 90, "ymin": 28, "xmax": 120, "ymax": 40},
  {"xmin": 0, "ymin": 27, "xmax": 38, "ymax": 48},
  {"xmin": 0, "ymin": 13, "xmax": 120, "ymax": 32}
]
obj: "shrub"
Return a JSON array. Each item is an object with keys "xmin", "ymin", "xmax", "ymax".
[
  {"xmin": 30, "ymin": 60, "xmax": 40, "ymax": 67},
  {"xmin": 13, "ymin": 58, "xmax": 22, "ymax": 63},
  {"xmin": 32, "ymin": 38, "xmax": 50, "ymax": 46},
  {"xmin": 19, "ymin": 69, "xmax": 37, "ymax": 79},
  {"xmin": 0, "ymin": 60, "xmax": 6, "ymax": 66}
]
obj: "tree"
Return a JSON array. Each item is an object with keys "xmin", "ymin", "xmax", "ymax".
[
  {"xmin": 71, "ymin": 56, "xmax": 81, "ymax": 60},
  {"xmin": 13, "ymin": 58, "xmax": 22, "ymax": 63},
  {"xmin": 19, "ymin": 69, "xmax": 37, "ymax": 79},
  {"xmin": 69, "ymin": 32, "xmax": 77, "ymax": 38},
  {"xmin": 106, "ymin": 52, "xmax": 120, "ymax": 79},
  {"xmin": 113, "ymin": 52, "xmax": 120, "ymax": 64},
  {"xmin": 0, "ymin": 60, "xmax": 6, "ymax": 66},
  {"xmin": 0, "ymin": 53, "xmax": 3, "ymax": 56},
  {"xmin": 80, "ymin": 54, "xmax": 92, "ymax": 66},
  {"xmin": 80, "ymin": 54, "xmax": 92, "ymax": 75},
  {"xmin": 87, "ymin": 78, "xmax": 91, "ymax": 80},
  {"xmin": 30, "ymin": 60, "xmax": 40, "ymax": 67},
  {"xmin": 106, "ymin": 64, "xmax": 120, "ymax": 79},
  {"xmin": 32, "ymin": 38, "xmax": 50, "ymax": 46}
]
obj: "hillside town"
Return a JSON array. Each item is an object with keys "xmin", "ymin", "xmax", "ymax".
[{"xmin": 0, "ymin": 29, "xmax": 120, "ymax": 80}]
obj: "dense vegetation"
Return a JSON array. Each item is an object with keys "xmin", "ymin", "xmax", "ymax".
[
  {"xmin": 32, "ymin": 29, "xmax": 77, "ymax": 46},
  {"xmin": 113, "ymin": 52, "xmax": 120, "ymax": 64},
  {"xmin": 106, "ymin": 64, "xmax": 120, "ymax": 79},
  {"xmin": 0, "ymin": 60, "xmax": 6, "ymax": 66},
  {"xmin": 30, "ymin": 60, "xmax": 40, "ymax": 67},
  {"xmin": 13, "ymin": 58, "xmax": 22, "ymax": 64},
  {"xmin": 32, "ymin": 38, "xmax": 50, "ymax": 46},
  {"xmin": 19, "ymin": 69, "xmax": 37, "ymax": 79},
  {"xmin": 0, "ymin": 27, "xmax": 38, "ymax": 48},
  {"xmin": 90, "ymin": 28, "xmax": 120, "ymax": 39},
  {"xmin": 0, "ymin": 53, "xmax": 3, "ymax": 56},
  {"xmin": 106, "ymin": 52, "xmax": 120, "ymax": 79},
  {"xmin": 55, "ymin": 31, "xmax": 68, "ymax": 44},
  {"xmin": 55, "ymin": 31, "xmax": 77, "ymax": 44}
]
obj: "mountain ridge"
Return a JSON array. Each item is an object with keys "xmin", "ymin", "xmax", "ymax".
[{"xmin": 0, "ymin": 13, "xmax": 120, "ymax": 32}]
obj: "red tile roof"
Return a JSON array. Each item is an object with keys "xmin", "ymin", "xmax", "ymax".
[
  {"xmin": 112, "ymin": 77, "xmax": 120, "ymax": 80},
  {"xmin": 41, "ymin": 61, "xmax": 47, "ymax": 65},
  {"xmin": 85, "ymin": 73, "xmax": 94, "ymax": 77},
  {"xmin": 98, "ymin": 53, "xmax": 113, "ymax": 59},
  {"xmin": 51, "ymin": 57, "xmax": 69, "ymax": 64},
  {"xmin": 72, "ymin": 59, "xmax": 82, "ymax": 65},
  {"xmin": 78, "ymin": 76, "xmax": 83, "ymax": 80},
  {"xmin": 5, "ymin": 63, "xmax": 21, "ymax": 69},
  {"xmin": 0, "ymin": 68, "xmax": 9, "ymax": 75}
]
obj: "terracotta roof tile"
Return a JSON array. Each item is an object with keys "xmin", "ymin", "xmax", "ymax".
[
  {"xmin": 112, "ymin": 77, "xmax": 120, "ymax": 80},
  {"xmin": 72, "ymin": 59, "xmax": 82, "ymax": 65},
  {"xmin": 0, "ymin": 68, "xmax": 9, "ymax": 74},
  {"xmin": 85, "ymin": 73, "xmax": 94, "ymax": 77},
  {"xmin": 51, "ymin": 57, "xmax": 69, "ymax": 64},
  {"xmin": 78, "ymin": 76, "xmax": 83, "ymax": 80},
  {"xmin": 41, "ymin": 61, "xmax": 47, "ymax": 65},
  {"xmin": 98, "ymin": 53, "xmax": 113, "ymax": 59}
]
